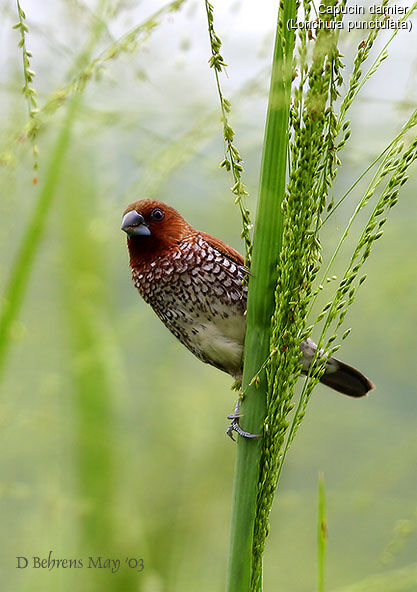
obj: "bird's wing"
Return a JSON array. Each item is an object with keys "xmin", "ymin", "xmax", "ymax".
[{"xmin": 199, "ymin": 232, "xmax": 249, "ymax": 275}]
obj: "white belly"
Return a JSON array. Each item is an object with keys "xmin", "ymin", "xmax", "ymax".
[{"xmin": 190, "ymin": 314, "xmax": 245, "ymax": 377}]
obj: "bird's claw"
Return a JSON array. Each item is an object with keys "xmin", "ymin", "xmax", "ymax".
[
  {"xmin": 226, "ymin": 418, "xmax": 262, "ymax": 441},
  {"xmin": 227, "ymin": 412, "xmax": 243, "ymax": 420},
  {"xmin": 226, "ymin": 399, "xmax": 262, "ymax": 441}
]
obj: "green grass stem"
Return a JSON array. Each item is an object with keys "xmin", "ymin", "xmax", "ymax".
[
  {"xmin": 318, "ymin": 472, "xmax": 327, "ymax": 592},
  {"xmin": 0, "ymin": 96, "xmax": 79, "ymax": 382},
  {"xmin": 225, "ymin": 2, "xmax": 296, "ymax": 590},
  {"xmin": 59, "ymin": 170, "xmax": 132, "ymax": 592}
]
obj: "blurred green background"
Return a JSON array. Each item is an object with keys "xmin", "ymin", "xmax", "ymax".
[{"xmin": 0, "ymin": 1, "xmax": 416, "ymax": 591}]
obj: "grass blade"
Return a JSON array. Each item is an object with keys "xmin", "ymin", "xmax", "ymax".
[
  {"xmin": 0, "ymin": 96, "xmax": 79, "ymax": 382},
  {"xmin": 318, "ymin": 472, "xmax": 327, "ymax": 592},
  {"xmin": 225, "ymin": 1, "xmax": 296, "ymax": 589}
]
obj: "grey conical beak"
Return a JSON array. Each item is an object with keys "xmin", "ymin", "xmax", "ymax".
[{"xmin": 121, "ymin": 210, "xmax": 151, "ymax": 237}]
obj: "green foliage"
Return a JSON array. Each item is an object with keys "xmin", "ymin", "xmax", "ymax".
[{"xmin": 203, "ymin": 0, "xmax": 417, "ymax": 590}]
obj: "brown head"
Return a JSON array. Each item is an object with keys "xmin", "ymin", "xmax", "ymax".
[{"xmin": 121, "ymin": 199, "xmax": 194, "ymax": 267}]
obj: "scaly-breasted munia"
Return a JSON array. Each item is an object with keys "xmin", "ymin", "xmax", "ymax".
[{"xmin": 122, "ymin": 199, "xmax": 374, "ymax": 433}]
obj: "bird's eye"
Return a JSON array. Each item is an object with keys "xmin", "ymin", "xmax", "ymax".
[{"xmin": 150, "ymin": 208, "xmax": 165, "ymax": 222}]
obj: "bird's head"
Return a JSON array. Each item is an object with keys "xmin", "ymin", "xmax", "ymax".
[{"xmin": 121, "ymin": 199, "xmax": 192, "ymax": 264}]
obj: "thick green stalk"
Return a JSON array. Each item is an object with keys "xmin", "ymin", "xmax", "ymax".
[
  {"xmin": 317, "ymin": 473, "xmax": 327, "ymax": 592},
  {"xmin": 225, "ymin": 3, "xmax": 296, "ymax": 591},
  {"xmin": 59, "ymin": 170, "xmax": 125, "ymax": 592}
]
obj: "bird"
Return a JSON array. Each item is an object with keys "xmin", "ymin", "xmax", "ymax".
[{"xmin": 122, "ymin": 199, "xmax": 374, "ymax": 436}]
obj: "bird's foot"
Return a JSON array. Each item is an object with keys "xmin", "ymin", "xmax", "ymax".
[{"xmin": 226, "ymin": 399, "xmax": 262, "ymax": 441}]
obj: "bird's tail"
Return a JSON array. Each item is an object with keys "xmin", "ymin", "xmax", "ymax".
[{"xmin": 320, "ymin": 357, "xmax": 374, "ymax": 398}]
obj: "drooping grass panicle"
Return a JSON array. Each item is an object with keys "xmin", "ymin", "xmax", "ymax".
[
  {"xmin": 310, "ymin": 108, "xmax": 417, "ymax": 319},
  {"xmin": 315, "ymin": 116, "xmax": 417, "ymax": 349},
  {"xmin": 204, "ymin": 0, "xmax": 253, "ymax": 265},
  {"xmin": 320, "ymin": 108, "xmax": 417, "ymax": 227},
  {"xmin": 327, "ymin": 1, "xmax": 417, "ymax": 216},
  {"xmin": 282, "ymin": 118, "xmax": 417, "ymax": 468},
  {"xmin": 13, "ymin": 0, "xmax": 39, "ymax": 174}
]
